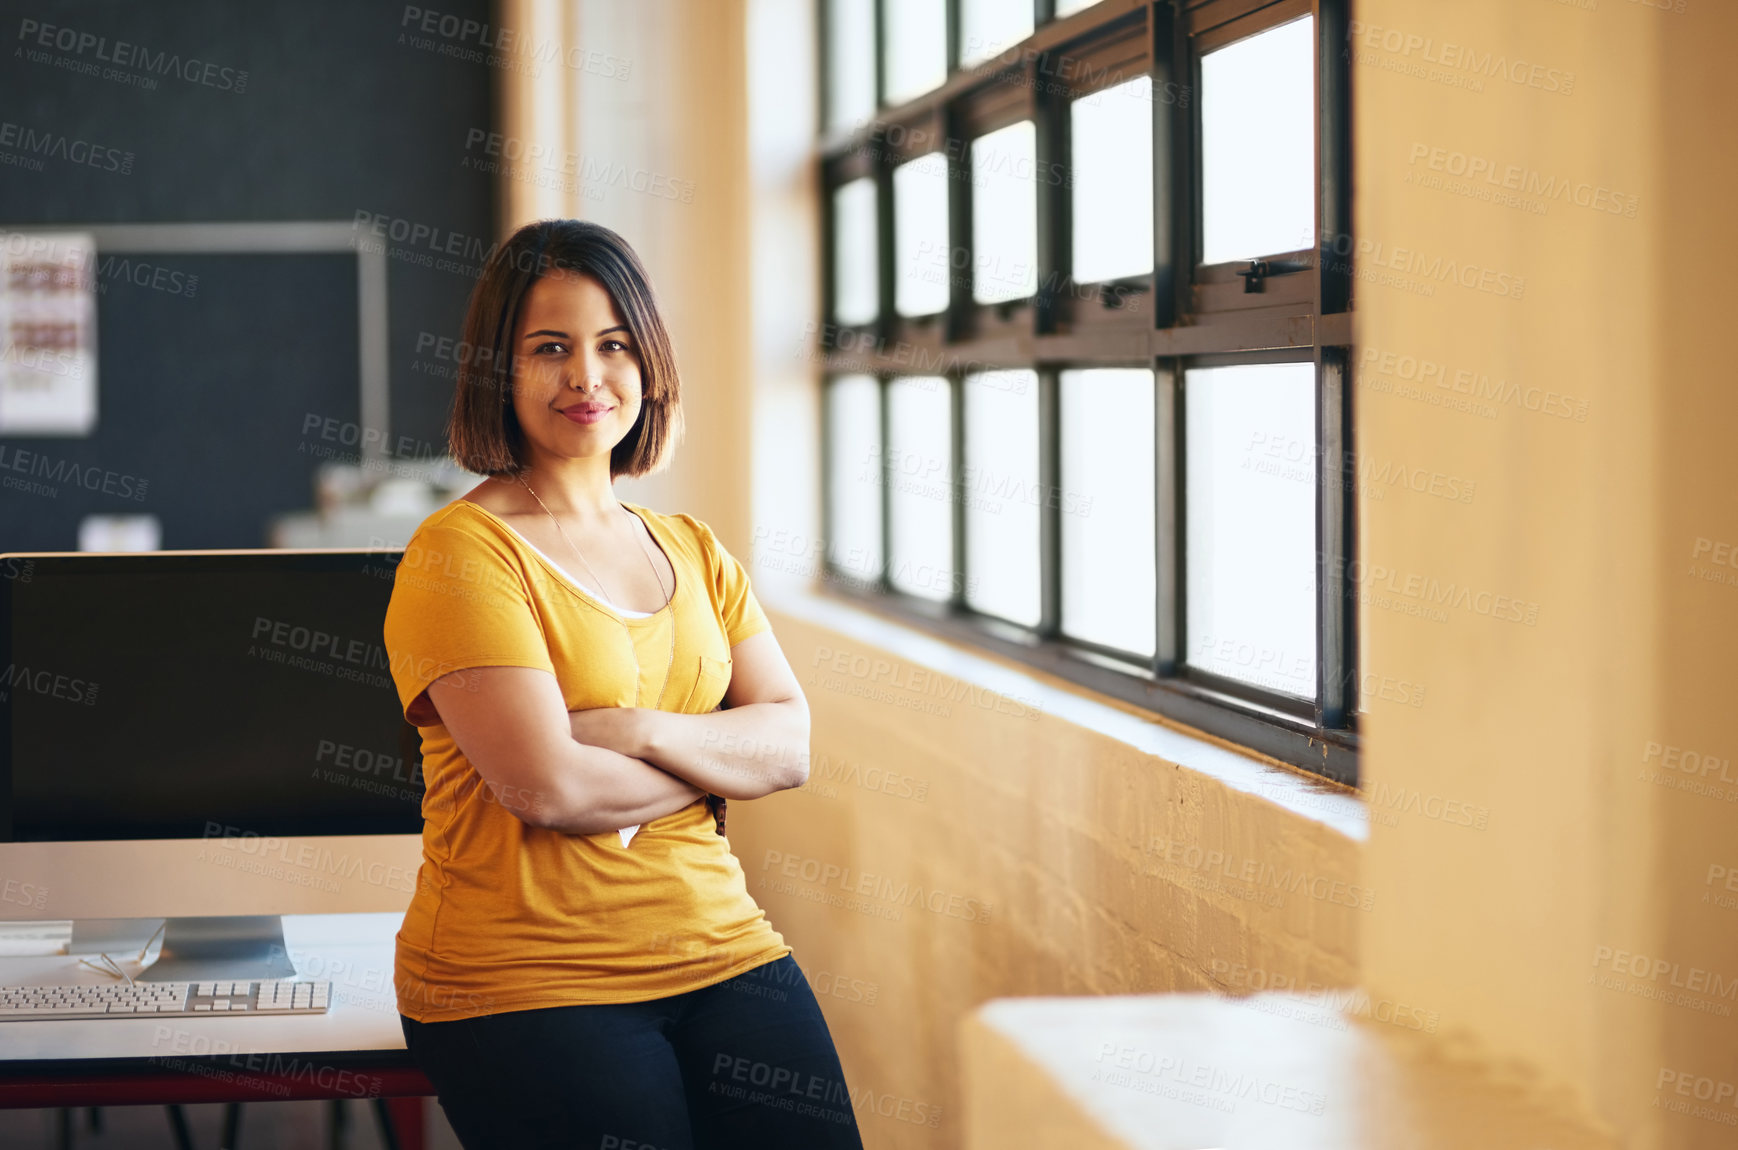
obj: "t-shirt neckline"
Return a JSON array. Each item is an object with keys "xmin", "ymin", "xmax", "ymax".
[{"xmin": 452, "ymin": 499, "xmax": 678, "ymax": 622}]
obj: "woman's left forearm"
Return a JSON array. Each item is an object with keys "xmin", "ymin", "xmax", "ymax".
[{"xmin": 574, "ymin": 701, "xmax": 811, "ymax": 800}]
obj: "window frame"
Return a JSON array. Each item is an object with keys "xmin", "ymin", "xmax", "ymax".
[{"xmin": 814, "ymin": 0, "xmax": 1358, "ymax": 784}]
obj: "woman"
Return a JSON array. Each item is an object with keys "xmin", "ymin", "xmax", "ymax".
[{"xmin": 383, "ymin": 218, "xmax": 863, "ymax": 1150}]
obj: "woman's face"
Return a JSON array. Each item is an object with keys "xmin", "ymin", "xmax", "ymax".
[{"xmin": 508, "ymin": 269, "xmax": 644, "ymax": 468}]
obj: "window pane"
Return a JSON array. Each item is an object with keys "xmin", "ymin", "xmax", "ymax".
[
  {"xmin": 826, "ymin": 0, "xmax": 876, "ymax": 132},
  {"xmin": 1184, "ymin": 362, "xmax": 1316, "ymax": 698},
  {"xmin": 1071, "ymin": 77, "xmax": 1153, "ymax": 284},
  {"xmin": 826, "ymin": 374, "xmax": 883, "ymax": 586},
  {"xmin": 961, "ymin": 0, "xmax": 1032, "ymax": 68},
  {"xmin": 964, "ymin": 370, "xmax": 1040, "ymax": 626},
  {"xmin": 1060, "ymin": 369, "xmax": 1155, "ymax": 656},
  {"xmin": 1055, "ymin": 0, "xmax": 1098, "ymax": 16},
  {"xmin": 893, "ymin": 152, "xmax": 950, "ymax": 317},
  {"xmin": 887, "ymin": 376, "xmax": 956, "ymax": 601},
  {"xmin": 882, "ymin": 0, "xmax": 947, "ymax": 105},
  {"xmin": 1199, "ymin": 16, "xmax": 1315, "ymax": 265},
  {"xmin": 832, "ymin": 178, "xmax": 878, "ymax": 326},
  {"xmin": 971, "ymin": 121, "xmax": 1038, "ymax": 305}
]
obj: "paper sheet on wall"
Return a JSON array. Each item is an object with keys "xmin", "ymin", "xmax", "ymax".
[{"xmin": 0, "ymin": 232, "xmax": 97, "ymax": 435}]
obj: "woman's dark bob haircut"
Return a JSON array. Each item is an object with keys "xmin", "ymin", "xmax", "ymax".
[{"xmin": 447, "ymin": 218, "xmax": 683, "ymax": 478}]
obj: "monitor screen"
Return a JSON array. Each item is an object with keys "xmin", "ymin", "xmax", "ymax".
[{"xmin": 0, "ymin": 551, "xmax": 424, "ymax": 842}]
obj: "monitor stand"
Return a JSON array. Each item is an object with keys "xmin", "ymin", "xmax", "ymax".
[{"xmin": 70, "ymin": 916, "xmax": 300, "ymax": 982}]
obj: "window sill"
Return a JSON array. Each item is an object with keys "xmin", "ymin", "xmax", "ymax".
[
  {"xmin": 758, "ymin": 582, "xmax": 1367, "ymax": 844},
  {"xmin": 962, "ymin": 994, "xmax": 1614, "ymax": 1149}
]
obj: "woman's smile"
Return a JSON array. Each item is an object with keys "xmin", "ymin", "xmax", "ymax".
[{"xmin": 555, "ymin": 399, "xmax": 616, "ymax": 426}]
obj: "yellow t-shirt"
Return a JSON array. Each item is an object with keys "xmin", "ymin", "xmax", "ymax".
[{"xmin": 382, "ymin": 498, "xmax": 790, "ymax": 1022}]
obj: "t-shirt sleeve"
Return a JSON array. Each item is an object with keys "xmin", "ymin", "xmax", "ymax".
[
  {"xmin": 382, "ymin": 518, "xmax": 557, "ymax": 726},
  {"xmin": 684, "ymin": 514, "xmax": 772, "ymax": 648}
]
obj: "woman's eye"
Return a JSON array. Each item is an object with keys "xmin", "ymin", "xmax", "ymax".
[
  {"xmin": 601, "ymin": 339, "xmax": 630, "ymax": 353},
  {"xmin": 535, "ymin": 341, "xmax": 568, "ymax": 355}
]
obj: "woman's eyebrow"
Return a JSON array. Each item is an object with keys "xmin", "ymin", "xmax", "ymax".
[{"xmin": 521, "ymin": 325, "xmax": 630, "ymax": 340}]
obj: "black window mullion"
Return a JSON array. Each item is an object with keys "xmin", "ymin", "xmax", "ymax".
[
  {"xmin": 819, "ymin": 168, "xmax": 838, "ymax": 340},
  {"xmin": 877, "ymin": 373, "xmax": 893, "ymax": 592},
  {"xmin": 873, "ymin": 0, "xmax": 887, "ymax": 110},
  {"xmin": 1038, "ymin": 368, "xmax": 1061, "ymax": 637},
  {"xmin": 817, "ymin": 0, "xmax": 832, "ymax": 138},
  {"xmin": 1033, "ymin": 49, "xmax": 1068, "ymax": 336},
  {"xmin": 1316, "ymin": 347, "xmax": 1352, "ymax": 732},
  {"xmin": 1317, "ymin": 0, "xmax": 1351, "ymax": 315},
  {"xmin": 1155, "ymin": 357, "xmax": 1180, "ymax": 674},
  {"xmin": 945, "ymin": 0, "xmax": 961, "ymax": 75},
  {"xmin": 820, "ymin": 375, "xmax": 835, "ymax": 576},
  {"xmin": 944, "ymin": 103, "xmax": 971, "ymax": 342},
  {"xmin": 949, "ymin": 374, "xmax": 966, "ymax": 609},
  {"xmin": 874, "ymin": 132, "xmax": 897, "ymax": 346},
  {"xmin": 1161, "ymin": 1, "xmax": 1192, "ymax": 329}
]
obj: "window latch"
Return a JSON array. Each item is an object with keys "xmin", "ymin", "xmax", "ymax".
[
  {"xmin": 1236, "ymin": 258, "xmax": 1309, "ymax": 293},
  {"xmin": 1236, "ymin": 260, "xmax": 1272, "ymax": 293}
]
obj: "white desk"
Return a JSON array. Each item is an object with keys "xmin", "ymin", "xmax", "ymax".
[
  {"xmin": 0, "ymin": 912, "xmax": 408, "ymax": 1063},
  {"xmin": 0, "ymin": 909, "xmax": 430, "ymax": 1150}
]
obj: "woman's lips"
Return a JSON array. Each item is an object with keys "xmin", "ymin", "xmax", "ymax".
[{"xmin": 558, "ymin": 404, "xmax": 612, "ymax": 425}]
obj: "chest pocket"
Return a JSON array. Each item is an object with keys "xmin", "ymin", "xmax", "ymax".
[{"xmin": 680, "ymin": 654, "xmax": 733, "ymax": 714}]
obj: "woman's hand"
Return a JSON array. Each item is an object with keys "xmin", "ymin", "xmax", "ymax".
[
  {"xmin": 601, "ymin": 632, "xmax": 811, "ymax": 801},
  {"xmin": 567, "ymin": 704, "xmax": 654, "ymax": 759}
]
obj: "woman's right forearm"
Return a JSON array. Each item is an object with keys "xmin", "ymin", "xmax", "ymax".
[{"xmin": 537, "ymin": 740, "xmax": 705, "ymax": 836}]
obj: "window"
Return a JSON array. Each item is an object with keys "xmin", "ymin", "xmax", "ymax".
[
  {"xmin": 832, "ymin": 178, "xmax": 878, "ymax": 326},
  {"xmin": 970, "ymin": 121, "xmax": 1038, "ymax": 305},
  {"xmin": 961, "ymin": 0, "xmax": 1034, "ymax": 68},
  {"xmin": 892, "ymin": 152, "xmax": 950, "ymax": 318},
  {"xmin": 1198, "ymin": 16, "xmax": 1315, "ymax": 264},
  {"xmin": 815, "ymin": 0, "xmax": 1356, "ymax": 783},
  {"xmin": 825, "ymin": 0, "xmax": 877, "ymax": 133},
  {"xmin": 964, "ymin": 370, "xmax": 1041, "ymax": 626},
  {"xmin": 880, "ymin": 0, "xmax": 947, "ymax": 105},
  {"xmin": 885, "ymin": 375, "xmax": 956, "ymax": 601},
  {"xmin": 1071, "ymin": 76, "xmax": 1153, "ymax": 285}
]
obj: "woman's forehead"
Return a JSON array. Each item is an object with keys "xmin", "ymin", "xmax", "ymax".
[{"xmin": 519, "ymin": 270, "xmax": 623, "ymax": 326}]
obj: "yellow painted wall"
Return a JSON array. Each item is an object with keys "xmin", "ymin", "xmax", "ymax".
[{"xmin": 1353, "ymin": 1, "xmax": 1737, "ymax": 1145}]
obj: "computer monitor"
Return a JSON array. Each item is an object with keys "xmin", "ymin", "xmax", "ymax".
[{"xmin": 0, "ymin": 549, "xmax": 424, "ymax": 981}]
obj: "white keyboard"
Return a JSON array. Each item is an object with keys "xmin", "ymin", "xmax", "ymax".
[{"xmin": 0, "ymin": 980, "xmax": 331, "ymax": 1021}]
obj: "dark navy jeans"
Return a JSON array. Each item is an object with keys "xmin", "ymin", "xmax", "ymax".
[{"xmin": 399, "ymin": 955, "xmax": 865, "ymax": 1150}]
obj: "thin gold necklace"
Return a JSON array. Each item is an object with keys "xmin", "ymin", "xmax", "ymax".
[{"xmin": 516, "ymin": 472, "xmax": 676, "ymax": 711}]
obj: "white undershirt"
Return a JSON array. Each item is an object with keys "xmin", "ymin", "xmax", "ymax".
[{"xmin": 492, "ymin": 519, "xmax": 658, "ymax": 618}]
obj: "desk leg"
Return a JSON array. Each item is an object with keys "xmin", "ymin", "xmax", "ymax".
[
  {"xmin": 376, "ymin": 1096, "xmax": 425, "ymax": 1150},
  {"xmin": 165, "ymin": 1104, "xmax": 196, "ymax": 1150},
  {"xmin": 221, "ymin": 1101, "xmax": 243, "ymax": 1148}
]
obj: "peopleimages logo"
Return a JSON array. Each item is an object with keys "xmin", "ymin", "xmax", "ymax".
[
  {"xmin": 1405, "ymin": 142, "xmax": 1639, "ymax": 217},
  {"xmin": 0, "ymin": 120, "xmax": 133, "ymax": 173},
  {"xmin": 1344, "ymin": 20, "xmax": 1576, "ymax": 95},
  {"xmin": 16, "ymin": 19, "xmax": 250, "ymax": 92}
]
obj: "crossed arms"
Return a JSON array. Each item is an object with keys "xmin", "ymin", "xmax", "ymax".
[{"xmin": 423, "ymin": 630, "xmax": 810, "ymax": 836}]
